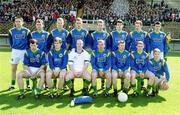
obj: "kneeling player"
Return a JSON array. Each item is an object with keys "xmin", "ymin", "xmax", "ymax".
[
  {"xmin": 46, "ymin": 37, "xmax": 68, "ymax": 98},
  {"xmin": 66, "ymin": 39, "xmax": 91, "ymax": 96},
  {"xmin": 91, "ymin": 40, "xmax": 111, "ymax": 97},
  {"xmin": 17, "ymin": 39, "xmax": 47, "ymax": 99},
  {"xmin": 130, "ymin": 41, "xmax": 154, "ymax": 96},
  {"xmin": 112, "ymin": 40, "xmax": 131, "ymax": 96},
  {"xmin": 148, "ymin": 48, "xmax": 170, "ymax": 96}
]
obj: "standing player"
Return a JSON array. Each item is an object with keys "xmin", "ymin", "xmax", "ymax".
[
  {"xmin": 31, "ymin": 19, "xmax": 50, "ymax": 53},
  {"xmin": 109, "ymin": 20, "xmax": 129, "ymax": 90},
  {"xmin": 149, "ymin": 21, "xmax": 169, "ymax": 59},
  {"xmin": 91, "ymin": 19, "xmax": 111, "ymax": 51},
  {"xmin": 47, "ymin": 18, "xmax": 69, "ymax": 50},
  {"xmin": 65, "ymin": 39, "xmax": 91, "ymax": 96},
  {"xmin": 109, "ymin": 20, "xmax": 129, "ymax": 51},
  {"xmin": 17, "ymin": 39, "xmax": 47, "ymax": 99},
  {"xmin": 147, "ymin": 48, "xmax": 170, "ymax": 96},
  {"xmin": 91, "ymin": 40, "xmax": 111, "ymax": 97},
  {"xmin": 127, "ymin": 20, "xmax": 149, "ymax": 89},
  {"xmin": 127, "ymin": 20, "xmax": 149, "ymax": 53},
  {"xmin": 46, "ymin": 37, "xmax": 68, "ymax": 98},
  {"xmin": 67, "ymin": 17, "xmax": 91, "ymax": 50},
  {"xmin": 46, "ymin": 17, "xmax": 69, "ymax": 90},
  {"xmin": 90, "ymin": 19, "xmax": 110, "ymax": 89},
  {"xmin": 130, "ymin": 41, "xmax": 154, "ymax": 96},
  {"xmin": 8, "ymin": 16, "xmax": 31, "ymax": 91},
  {"xmin": 112, "ymin": 40, "xmax": 131, "ymax": 96}
]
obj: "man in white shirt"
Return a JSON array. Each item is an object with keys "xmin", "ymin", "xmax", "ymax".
[{"xmin": 66, "ymin": 39, "xmax": 91, "ymax": 96}]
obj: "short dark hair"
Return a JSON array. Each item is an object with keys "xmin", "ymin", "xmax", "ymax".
[
  {"xmin": 30, "ymin": 39, "xmax": 38, "ymax": 44},
  {"xmin": 36, "ymin": 18, "xmax": 44, "ymax": 25},
  {"xmin": 14, "ymin": 16, "xmax": 23, "ymax": 21},
  {"xmin": 154, "ymin": 21, "xmax": 161, "ymax": 26},
  {"xmin": 116, "ymin": 19, "xmax": 124, "ymax": 25},
  {"xmin": 54, "ymin": 37, "xmax": 62, "ymax": 43}
]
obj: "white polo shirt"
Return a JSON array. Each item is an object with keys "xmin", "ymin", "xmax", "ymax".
[{"xmin": 68, "ymin": 49, "xmax": 90, "ymax": 72}]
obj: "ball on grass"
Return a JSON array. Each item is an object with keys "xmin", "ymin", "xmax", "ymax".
[{"xmin": 118, "ymin": 92, "xmax": 128, "ymax": 102}]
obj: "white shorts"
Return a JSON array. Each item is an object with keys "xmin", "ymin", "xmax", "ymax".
[
  {"xmin": 11, "ymin": 49, "xmax": 26, "ymax": 64},
  {"xmin": 149, "ymin": 51, "xmax": 164, "ymax": 59},
  {"xmin": 155, "ymin": 75, "xmax": 164, "ymax": 84},
  {"xmin": 25, "ymin": 67, "xmax": 39, "ymax": 75}
]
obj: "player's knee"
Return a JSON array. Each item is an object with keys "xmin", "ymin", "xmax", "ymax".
[
  {"xmin": 83, "ymin": 72, "xmax": 91, "ymax": 81},
  {"xmin": 66, "ymin": 72, "xmax": 73, "ymax": 80},
  {"xmin": 91, "ymin": 71, "xmax": 97, "ymax": 79},
  {"xmin": 148, "ymin": 78, "xmax": 154, "ymax": 86},
  {"xmin": 60, "ymin": 71, "xmax": 66, "ymax": 78},
  {"xmin": 106, "ymin": 72, "xmax": 111, "ymax": 80},
  {"xmin": 59, "ymin": 74, "xmax": 65, "ymax": 79},
  {"xmin": 112, "ymin": 71, "xmax": 118, "ymax": 78}
]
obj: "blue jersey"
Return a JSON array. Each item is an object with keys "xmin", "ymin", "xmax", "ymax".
[
  {"xmin": 91, "ymin": 31, "xmax": 110, "ymax": 50},
  {"xmin": 109, "ymin": 31, "xmax": 128, "ymax": 51},
  {"xmin": 112, "ymin": 50, "xmax": 130, "ymax": 71},
  {"xmin": 149, "ymin": 31, "xmax": 168, "ymax": 54},
  {"xmin": 148, "ymin": 59, "xmax": 170, "ymax": 81},
  {"xmin": 130, "ymin": 51, "xmax": 149, "ymax": 74},
  {"xmin": 8, "ymin": 27, "xmax": 31, "ymax": 50},
  {"xmin": 48, "ymin": 48, "xmax": 68, "ymax": 70},
  {"xmin": 31, "ymin": 30, "xmax": 49, "ymax": 53},
  {"xmin": 127, "ymin": 31, "xmax": 149, "ymax": 52},
  {"xmin": 23, "ymin": 49, "xmax": 47, "ymax": 68},
  {"xmin": 91, "ymin": 50, "xmax": 111, "ymax": 71},
  {"xmin": 67, "ymin": 28, "xmax": 91, "ymax": 49},
  {"xmin": 47, "ymin": 28, "xmax": 69, "ymax": 51}
]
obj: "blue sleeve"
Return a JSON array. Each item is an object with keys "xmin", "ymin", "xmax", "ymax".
[
  {"xmin": 108, "ymin": 34, "xmax": 113, "ymax": 51},
  {"xmin": 90, "ymin": 33, "xmax": 94, "ymax": 50},
  {"xmin": 163, "ymin": 62, "xmax": 170, "ymax": 81},
  {"xmin": 106, "ymin": 34, "xmax": 111, "ymax": 51},
  {"xmin": 67, "ymin": 32, "xmax": 72, "ymax": 50},
  {"xmin": 61, "ymin": 51, "xmax": 68, "ymax": 69},
  {"xmin": 142, "ymin": 57, "xmax": 148, "ymax": 73},
  {"xmin": 8, "ymin": 32, "xmax": 13, "ymax": 48},
  {"xmin": 130, "ymin": 54, "xmax": 138, "ymax": 73},
  {"xmin": 147, "ymin": 61, "xmax": 156, "ymax": 75},
  {"xmin": 27, "ymin": 33, "xmax": 31, "ymax": 49},
  {"xmin": 91, "ymin": 53, "xmax": 98, "ymax": 70},
  {"xmin": 41, "ymin": 52, "xmax": 48, "ymax": 65},
  {"xmin": 122, "ymin": 55, "xmax": 130, "ymax": 71},
  {"xmin": 48, "ymin": 52, "xmax": 54, "ymax": 70},
  {"xmin": 85, "ymin": 32, "xmax": 92, "ymax": 49},
  {"xmin": 104, "ymin": 53, "xmax": 111, "ymax": 71},
  {"xmin": 23, "ymin": 51, "xmax": 29, "ymax": 66},
  {"xmin": 46, "ymin": 34, "xmax": 54, "ymax": 53},
  {"xmin": 112, "ymin": 53, "xmax": 118, "ymax": 71},
  {"xmin": 145, "ymin": 35, "xmax": 150, "ymax": 53},
  {"xmin": 126, "ymin": 34, "xmax": 131, "ymax": 51}
]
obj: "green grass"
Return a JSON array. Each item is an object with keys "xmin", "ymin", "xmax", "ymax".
[{"xmin": 0, "ymin": 50, "xmax": 180, "ymax": 115}]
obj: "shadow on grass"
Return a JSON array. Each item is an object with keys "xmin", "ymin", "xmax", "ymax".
[
  {"xmin": 0, "ymin": 89, "xmax": 71, "ymax": 110},
  {"xmin": 0, "ymin": 88, "xmax": 167, "ymax": 110}
]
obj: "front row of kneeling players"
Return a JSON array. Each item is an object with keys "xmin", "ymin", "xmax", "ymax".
[{"xmin": 17, "ymin": 38, "xmax": 170, "ymax": 99}]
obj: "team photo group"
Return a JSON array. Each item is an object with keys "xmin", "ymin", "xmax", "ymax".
[{"xmin": 8, "ymin": 16, "xmax": 170, "ymax": 100}]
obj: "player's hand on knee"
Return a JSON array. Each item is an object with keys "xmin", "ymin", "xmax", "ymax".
[
  {"xmin": 77, "ymin": 71, "xmax": 82, "ymax": 76},
  {"xmin": 53, "ymin": 70, "xmax": 59, "ymax": 76},
  {"xmin": 31, "ymin": 75, "xmax": 36, "ymax": 79},
  {"xmin": 140, "ymin": 73, "xmax": 145, "ymax": 78},
  {"xmin": 99, "ymin": 71, "xmax": 105, "ymax": 77}
]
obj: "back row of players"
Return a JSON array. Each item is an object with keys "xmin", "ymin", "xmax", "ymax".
[{"xmin": 8, "ymin": 16, "xmax": 170, "ymax": 99}]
